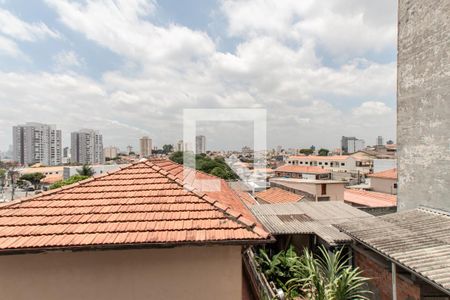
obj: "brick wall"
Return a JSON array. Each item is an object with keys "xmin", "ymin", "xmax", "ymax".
[{"xmin": 354, "ymin": 250, "xmax": 420, "ymax": 300}]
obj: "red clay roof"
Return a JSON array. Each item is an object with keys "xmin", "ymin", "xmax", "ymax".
[
  {"xmin": 368, "ymin": 168, "xmax": 397, "ymax": 180},
  {"xmin": 255, "ymin": 188, "xmax": 304, "ymax": 204},
  {"xmin": 275, "ymin": 165, "xmax": 330, "ymax": 174},
  {"xmin": 0, "ymin": 160, "xmax": 270, "ymax": 253},
  {"xmin": 344, "ymin": 189, "xmax": 397, "ymax": 208},
  {"xmin": 41, "ymin": 174, "xmax": 63, "ymax": 184}
]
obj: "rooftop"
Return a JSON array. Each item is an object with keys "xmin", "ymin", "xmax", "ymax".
[
  {"xmin": 289, "ymin": 155, "xmax": 350, "ymax": 161},
  {"xmin": 344, "ymin": 189, "xmax": 397, "ymax": 208},
  {"xmin": 337, "ymin": 207, "xmax": 450, "ymax": 294},
  {"xmin": 255, "ymin": 187, "xmax": 304, "ymax": 204},
  {"xmin": 271, "ymin": 177, "xmax": 346, "ymax": 185},
  {"xmin": 368, "ymin": 168, "xmax": 397, "ymax": 180},
  {"xmin": 275, "ymin": 165, "xmax": 330, "ymax": 174},
  {"xmin": 251, "ymin": 201, "xmax": 370, "ymax": 246},
  {"xmin": 0, "ymin": 160, "xmax": 270, "ymax": 253}
]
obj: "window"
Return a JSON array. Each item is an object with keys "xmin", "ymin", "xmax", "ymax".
[
  {"xmin": 325, "ymin": 162, "xmax": 328, "ymax": 165},
  {"xmin": 341, "ymin": 163, "xmax": 345, "ymax": 166},
  {"xmin": 319, "ymin": 162, "xmax": 322, "ymax": 165},
  {"xmin": 393, "ymin": 183, "xmax": 398, "ymax": 189}
]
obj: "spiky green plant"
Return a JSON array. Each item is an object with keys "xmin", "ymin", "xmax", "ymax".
[{"xmin": 287, "ymin": 246, "xmax": 370, "ymax": 300}]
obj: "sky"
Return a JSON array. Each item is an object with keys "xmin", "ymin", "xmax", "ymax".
[{"xmin": 0, "ymin": 0, "xmax": 397, "ymax": 151}]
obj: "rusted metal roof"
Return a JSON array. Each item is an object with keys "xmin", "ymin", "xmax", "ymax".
[
  {"xmin": 251, "ymin": 201, "xmax": 370, "ymax": 246},
  {"xmin": 337, "ymin": 207, "xmax": 450, "ymax": 294}
]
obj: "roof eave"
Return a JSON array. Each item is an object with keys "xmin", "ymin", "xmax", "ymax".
[{"xmin": 0, "ymin": 237, "xmax": 276, "ymax": 256}]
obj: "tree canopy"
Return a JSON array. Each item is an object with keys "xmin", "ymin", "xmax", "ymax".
[
  {"xmin": 19, "ymin": 172, "xmax": 45, "ymax": 189},
  {"xmin": 318, "ymin": 148, "xmax": 330, "ymax": 156},
  {"xmin": 299, "ymin": 148, "xmax": 314, "ymax": 155},
  {"xmin": 77, "ymin": 165, "xmax": 94, "ymax": 177},
  {"xmin": 169, "ymin": 151, "xmax": 238, "ymax": 180},
  {"xmin": 49, "ymin": 175, "xmax": 89, "ymax": 190}
]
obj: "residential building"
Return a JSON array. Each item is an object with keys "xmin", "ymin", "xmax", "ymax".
[
  {"xmin": 338, "ymin": 207, "xmax": 450, "ymax": 299},
  {"xmin": 274, "ymin": 165, "xmax": 331, "ymax": 180},
  {"xmin": 195, "ymin": 135, "xmax": 206, "ymax": 154},
  {"xmin": 71, "ymin": 129, "xmax": 104, "ymax": 165},
  {"xmin": 62, "ymin": 164, "xmax": 128, "ymax": 180},
  {"xmin": 63, "ymin": 147, "xmax": 69, "ymax": 159},
  {"xmin": 270, "ymin": 177, "xmax": 346, "ymax": 202},
  {"xmin": 0, "ymin": 159, "xmax": 270, "ymax": 300},
  {"xmin": 103, "ymin": 146, "xmax": 119, "ymax": 159},
  {"xmin": 368, "ymin": 168, "xmax": 397, "ymax": 195},
  {"xmin": 287, "ymin": 155, "xmax": 356, "ymax": 171},
  {"xmin": 377, "ymin": 136, "xmax": 383, "ymax": 146},
  {"xmin": 254, "ymin": 187, "xmax": 304, "ymax": 204},
  {"xmin": 126, "ymin": 145, "xmax": 133, "ymax": 154},
  {"xmin": 341, "ymin": 136, "xmax": 365, "ymax": 154},
  {"xmin": 372, "ymin": 159, "xmax": 397, "ymax": 173},
  {"xmin": 397, "ymin": 0, "xmax": 450, "ymax": 212},
  {"xmin": 139, "ymin": 136, "xmax": 152, "ymax": 157},
  {"xmin": 12, "ymin": 122, "xmax": 62, "ymax": 166}
]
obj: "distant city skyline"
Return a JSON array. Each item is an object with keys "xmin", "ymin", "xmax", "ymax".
[{"xmin": 0, "ymin": 1, "xmax": 396, "ymax": 151}]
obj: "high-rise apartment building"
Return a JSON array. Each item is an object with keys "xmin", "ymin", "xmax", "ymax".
[
  {"xmin": 139, "ymin": 136, "xmax": 152, "ymax": 157},
  {"xmin": 104, "ymin": 146, "xmax": 119, "ymax": 159},
  {"xmin": 195, "ymin": 135, "xmax": 206, "ymax": 154},
  {"xmin": 12, "ymin": 122, "xmax": 62, "ymax": 166},
  {"xmin": 376, "ymin": 136, "xmax": 383, "ymax": 146},
  {"xmin": 341, "ymin": 136, "xmax": 365, "ymax": 154},
  {"xmin": 71, "ymin": 129, "xmax": 104, "ymax": 165}
]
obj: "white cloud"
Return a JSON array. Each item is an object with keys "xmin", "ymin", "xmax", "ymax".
[
  {"xmin": 0, "ymin": 8, "xmax": 60, "ymax": 41},
  {"xmin": 0, "ymin": 1, "xmax": 397, "ymax": 150},
  {"xmin": 53, "ymin": 50, "xmax": 84, "ymax": 70},
  {"xmin": 46, "ymin": 0, "xmax": 215, "ymax": 67},
  {"xmin": 352, "ymin": 101, "xmax": 393, "ymax": 116},
  {"xmin": 0, "ymin": 35, "xmax": 25, "ymax": 58},
  {"xmin": 221, "ymin": 0, "xmax": 397, "ymax": 59}
]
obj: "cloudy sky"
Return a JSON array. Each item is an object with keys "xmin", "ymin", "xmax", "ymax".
[{"xmin": 0, "ymin": 0, "xmax": 397, "ymax": 151}]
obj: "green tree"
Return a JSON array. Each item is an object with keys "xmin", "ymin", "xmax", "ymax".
[
  {"xmin": 20, "ymin": 172, "xmax": 45, "ymax": 189},
  {"xmin": 318, "ymin": 148, "xmax": 330, "ymax": 156},
  {"xmin": 300, "ymin": 148, "xmax": 314, "ymax": 155},
  {"xmin": 49, "ymin": 175, "xmax": 89, "ymax": 190},
  {"xmin": 76, "ymin": 165, "xmax": 94, "ymax": 177},
  {"xmin": 162, "ymin": 144, "xmax": 174, "ymax": 154}
]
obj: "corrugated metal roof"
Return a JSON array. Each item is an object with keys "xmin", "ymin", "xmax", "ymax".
[
  {"xmin": 337, "ymin": 207, "xmax": 450, "ymax": 294},
  {"xmin": 251, "ymin": 202, "xmax": 370, "ymax": 246}
]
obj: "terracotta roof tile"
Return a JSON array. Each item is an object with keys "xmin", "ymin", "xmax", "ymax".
[
  {"xmin": 255, "ymin": 187, "xmax": 304, "ymax": 204},
  {"xmin": 0, "ymin": 160, "xmax": 270, "ymax": 252},
  {"xmin": 344, "ymin": 189, "xmax": 397, "ymax": 208},
  {"xmin": 368, "ymin": 168, "xmax": 397, "ymax": 180}
]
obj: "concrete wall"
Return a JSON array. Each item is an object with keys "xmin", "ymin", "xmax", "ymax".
[
  {"xmin": 397, "ymin": 0, "xmax": 450, "ymax": 211},
  {"xmin": 0, "ymin": 246, "xmax": 242, "ymax": 300},
  {"xmin": 371, "ymin": 177, "xmax": 397, "ymax": 195}
]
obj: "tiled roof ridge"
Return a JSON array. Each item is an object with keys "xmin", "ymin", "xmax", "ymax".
[
  {"xmin": 0, "ymin": 161, "xmax": 143, "ymax": 209},
  {"xmin": 417, "ymin": 206, "xmax": 450, "ymax": 218},
  {"xmin": 142, "ymin": 160, "xmax": 268, "ymax": 238}
]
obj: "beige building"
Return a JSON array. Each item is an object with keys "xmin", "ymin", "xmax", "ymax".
[
  {"xmin": 368, "ymin": 168, "xmax": 397, "ymax": 195},
  {"xmin": 0, "ymin": 159, "xmax": 270, "ymax": 300},
  {"xmin": 0, "ymin": 246, "xmax": 242, "ymax": 300},
  {"xmin": 270, "ymin": 177, "xmax": 346, "ymax": 202},
  {"xmin": 139, "ymin": 136, "xmax": 152, "ymax": 157},
  {"xmin": 103, "ymin": 146, "xmax": 119, "ymax": 159}
]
